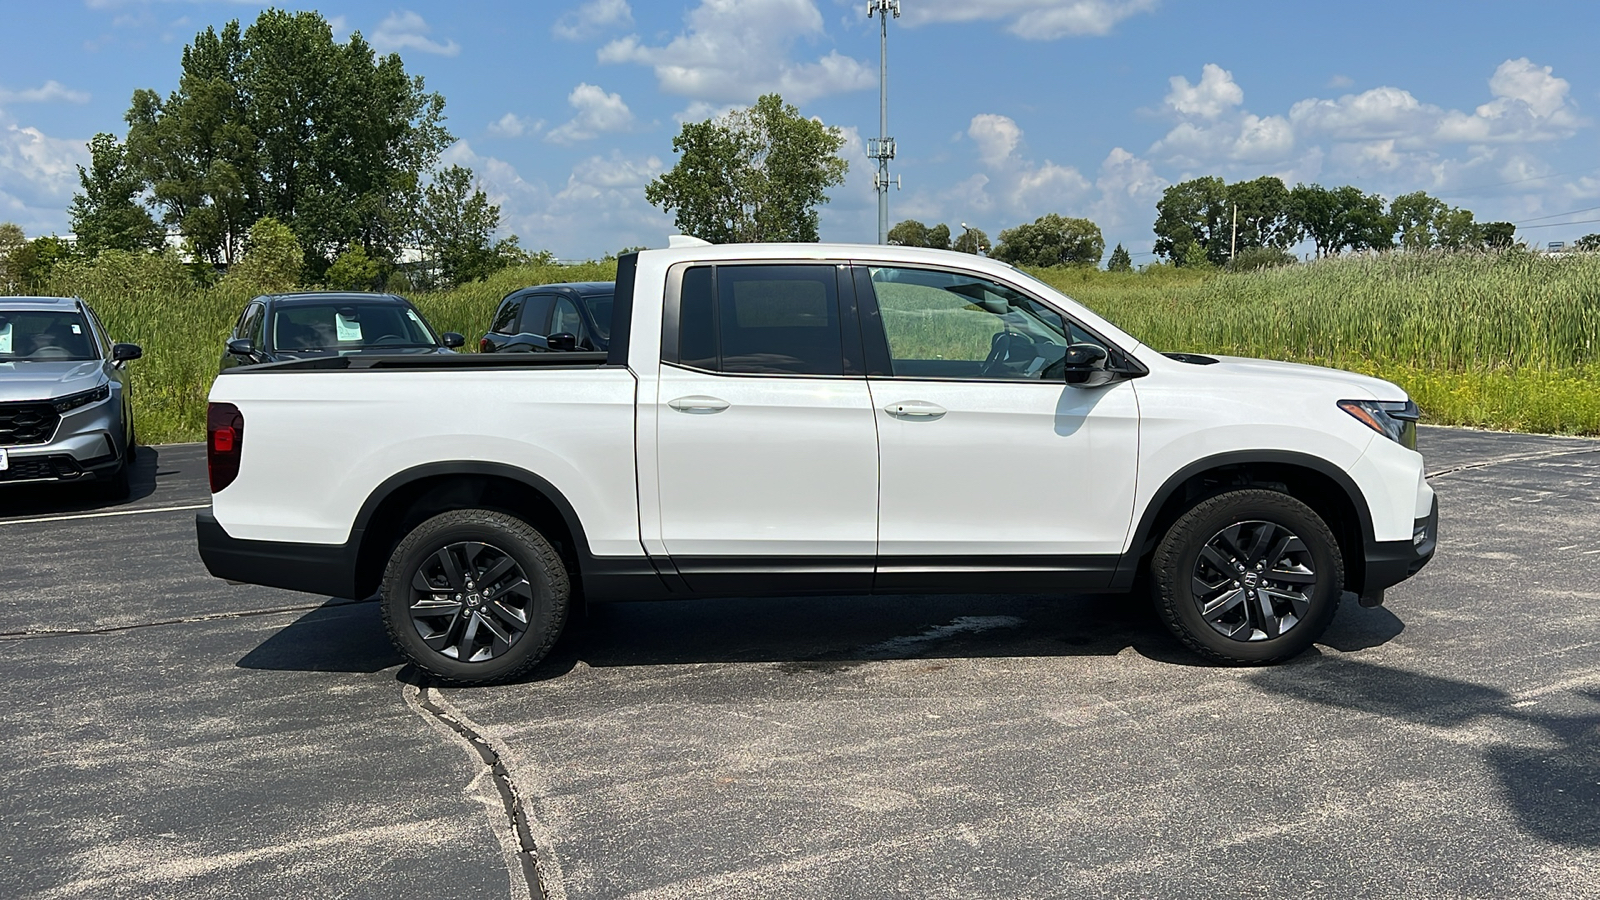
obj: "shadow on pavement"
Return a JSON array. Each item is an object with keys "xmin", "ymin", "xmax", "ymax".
[
  {"xmin": 237, "ymin": 591, "xmax": 1408, "ymax": 684},
  {"xmin": 1249, "ymin": 657, "xmax": 1600, "ymax": 848},
  {"xmin": 235, "ymin": 598, "xmax": 401, "ymax": 674},
  {"xmin": 0, "ymin": 444, "xmax": 166, "ymax": 516}
]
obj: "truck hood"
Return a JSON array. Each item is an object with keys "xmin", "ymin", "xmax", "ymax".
[
  {"xmin": 0, "ymin": 361, "xmax": 106, "ymax": 402},
  {"xmin": 1201, "ymin": 355, "xmax": 1408, "ymax": 401}
]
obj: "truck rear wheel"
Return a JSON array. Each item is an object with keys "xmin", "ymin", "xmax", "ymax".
[
  {"xmin": 381, "ymin": 509, "xmax": 570, "ymax": 684},
  {"xmin": 1151, "ymin": 489, "xmax": 1342, "ymax": 665}
]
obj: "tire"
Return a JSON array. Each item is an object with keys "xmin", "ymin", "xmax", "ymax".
[
  {"xmin": 125, "ymin": 425, "xmax": 137, "ymax": 464},
  {"xmin": 98, "ymin": 461, "xmax": 132, "ymax": 501},
  {"xmin": 381, "ymin": 509, "xmax": 570, "ymax": 684},
  {"xmin": 1151, "ymin": 489, "xmax": 1342, "ymax": 665}
]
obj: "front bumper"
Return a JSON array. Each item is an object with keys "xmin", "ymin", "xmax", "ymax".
[
  {"xmin": 0, "ymin": 395, "xmax": 125, "ymax": 486},
  {"xmin": 1359, "ymin": 494, "xmax": 1438, "ymax": 597}
]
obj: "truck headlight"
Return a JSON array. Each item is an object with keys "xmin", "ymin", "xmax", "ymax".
[
  {"xmin": 1338, "ymin": 399, "xmax": 1420, "ymax": 450},
  {"xmin": 52, "ymin": 383, "xmax": 111, "ymax": 414}
]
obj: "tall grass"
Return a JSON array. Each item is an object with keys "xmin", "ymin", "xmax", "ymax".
[
  {"xmin": 1031, "ymin": 251, "xmax": 1600, "ymax": 434},
  {"xmin": 22, "ymin": 250, "xmax": 1600, "ymax": 443}
]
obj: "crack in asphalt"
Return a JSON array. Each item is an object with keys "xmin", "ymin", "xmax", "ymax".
[
  {"xmin": 1426, "ymin": 445, "xmax": 1600, "ymax": 480},
  {"xmin": 0, "ymin": 597, "xmax": 379, "ymax": 640},
  {"xmin": 408, "ymin": 675, "xmax": 550, "ymax": 900}
]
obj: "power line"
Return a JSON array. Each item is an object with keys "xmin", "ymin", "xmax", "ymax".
[
  {"xmin": 1510, "ymin": 216, "xmax": 1600, "ymax": 229},
  {"xmin": 1435, "ymin": 164, "xmax": 1600, "ymax": 199},
  {"xmin": 1513, "ymin": 203, "xmax": 1600, "ymax": 225}
]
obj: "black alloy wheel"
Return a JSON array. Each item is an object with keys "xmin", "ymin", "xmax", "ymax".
[
  {"xmin": 1190, "ymin": 520, "xmax": 1317, "ymax": 642},
  {"xmin": 407, "ymin": 540, "xmax": 534, "ymax": 663},
  {"xmin": 1151, "ymin": 489, "xmax": 1343, "ymax": 665},
  {"xmin": 382, "ymin": 509, "xmax": 569, "ymax": 683}
]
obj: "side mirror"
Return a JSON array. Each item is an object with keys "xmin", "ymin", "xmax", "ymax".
[
  {"xmin": 112, "ymin": 342, "xmax": 143, "ymax": 362},
  {"xmin": 441, "ymin": 332, "xmax": 465, "ymax": 349},
  {"xmin": 547, "ymin": 332, "xmax": 579, "ymax": 352},
  {"xmin": 1062, "ymin": 342, "xmax": 1110, "ymax": 387},
  {"xmin": 226, "ymin": 338, "xmax": 255, "ymax": 358}
]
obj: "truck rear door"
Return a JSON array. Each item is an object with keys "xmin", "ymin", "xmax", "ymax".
[{"xmin": 653, "ymin": 262, "xmax": 878, "ymax": 595}]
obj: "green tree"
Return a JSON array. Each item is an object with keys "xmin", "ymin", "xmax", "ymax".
[
  {"xmin": 1390, "ymin": 191, "xmax": 1446, "ymax": 251},
  {"xmin": 887, "ymin": 219, "xmax": 950, "ymax": 249},
  {"xmin": 225, "ymin": 216, "xmax": 303, "ymax": 292},
  {"xmin": 69, "ymin": 133, "xmax": 165, "ymax": 256},
  {"xmin": 1433, "ymin": 206, "xmax": 1480, "ymax": 251},
  {"xmin": 9, "ymin": 236, "xmax": 77, "ymax": 292},
  {"xmin": 325, "ymin": 244, "xmax": 381, "ymax": 290},
  {"xmin": 993, "ymin": 214, "xmax": 1104, "ymax": 268},
  {"xmin": 1480, "ymin": 222, "xmax": 1516, "ymax": 250},
  {"xmin": 1574, "ymin": 233, "xmax": 1600, "ymax": 252},
  {"xmin": 1225, "ymin": 176, "xmax": 1296, "ymax": 252},
  {"xmin": 125, "ymin": 10, "xmax": 452, "ymax": 270},
  {"xmin": 951, "ymin": 226, "xmax": 991, "ymax": 255},
  {"xmin": 0, "ymin": 222, "xmax": 26, "ymax": 293},
  {"xmin": 646, "ymin": 94, "xmax": 848, "ymax": 243},
  {"xmin": 1153, "ymin": 176, "xmax": 1227, "ymax": 265},
  {"xmin": 1289, "ymin": 184, "xmax": 1394, "ymax": 257},
  {"xmin": 1107, "ymin": 243, "xmax": 1132, "ymax": 272},
  {"xmin": 416, "ymin": 164, "xmax": 516, "ymax": 287}
]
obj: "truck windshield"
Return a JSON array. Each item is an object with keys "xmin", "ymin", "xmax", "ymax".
[
  {"xmin": 0, "ymin": 311, "xmax": 98, "ymax": 362},
  {"xmin": 270, "ymin": 303, "xmax": 438, "ymax": 351}
]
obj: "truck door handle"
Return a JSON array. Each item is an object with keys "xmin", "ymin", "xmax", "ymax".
[
  {"xmin": 884, "ymin": 400, "xmax": 946, "ymax": 418},
  {"xmin": 668, "ymin": 395, "xmax": 730, "ymax": 413}
]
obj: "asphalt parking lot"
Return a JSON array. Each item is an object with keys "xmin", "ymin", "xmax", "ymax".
[{"xmin": 2, "ymin": 426, "xmax": 1598, "ymax": 899}]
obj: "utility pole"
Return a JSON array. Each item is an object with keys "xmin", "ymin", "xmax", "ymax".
[
  {"xmin": 1230, "ymin": 203, "xmax": 1238, "ymax": 263},
  {"xmin": 868, "ymin": 0, "xmax": 900, "ymax": 244}
]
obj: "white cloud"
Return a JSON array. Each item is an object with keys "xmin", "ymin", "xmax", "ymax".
[
  {"xmin": 1164, "ymin": 64, "xmax": 1243, "ymax": 120},
  {"xmin": 960, "ymin": 113, "xmax": 1091, "ymax": 217},
  {"xmin": 0, "ymin": 111, "xmax": 88, "ymax": 235},
  {"xmin": 488, "ymin": 113, "xmax": 542, "ymax": 138},
  {"xmin": 599, "ymin": 0, "xmax": 873, "ymax": 104},
  {"xmin": 438, "ymin": 140, "xmax": 673, "ymax": 257},
  {"xmin": 370, "ymin": 11, "xmax": 459, "ymax": 57},
  {"xmin": 968, "ymin": 114, "xmax": 1022, "ymax": 168},
  {"xmin": 0, "ymin": 81, "xmax": 91, "ymax": 105},
  {"xmin": 1291, "ymin": 59, "xmax": 1580, "ymax": 147},
  {"xmin": 904, "ymin": 0, "xmax": 1157, "ymax": 39},
  {"xmin": 1327, "ymin": 74, "xmax": 1355, "ymax": 89},
  {"xmin": 546, "ymin": 83, "xmax": 635, "ymax": 144},
  {"xmin": 554, "ymin": 0, "xmax": 633, "ymax": 41}
]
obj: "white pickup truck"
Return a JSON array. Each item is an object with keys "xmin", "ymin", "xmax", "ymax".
[{"xmin": 198, "ymin": 241, "xmax": 1436, "ymax": 683}]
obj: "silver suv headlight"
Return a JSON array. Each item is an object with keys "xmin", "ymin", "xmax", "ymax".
[
  {"xmin": 52, "ymin": 383, "xmax": 111, "ymax": 414},
  {"xmin": 1338, "ymin": 398, "xmax": 1420, "ymax": 450}
]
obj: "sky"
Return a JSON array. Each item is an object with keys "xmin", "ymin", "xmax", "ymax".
[{"xmin": 3, "ymin": 0, "xmax": 1600, "ymax": 262}]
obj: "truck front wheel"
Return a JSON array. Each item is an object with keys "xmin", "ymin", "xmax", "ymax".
[
  {"xmin": 381, "ymin": 509, "xmax": 570, "ymax": 684},
  {"xmin": 1151, "ymin": 489, "xmax": 1343, "ymax": 665}
]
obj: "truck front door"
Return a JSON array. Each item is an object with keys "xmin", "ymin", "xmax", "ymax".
[{"xmin": 854, "ymin": 263, "xmax": 1140, "ymax": 592}]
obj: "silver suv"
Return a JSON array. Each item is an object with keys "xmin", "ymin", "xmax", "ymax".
[{"xmin": 0, "ymin": 297, "xmax": 142, "ymax": 498}]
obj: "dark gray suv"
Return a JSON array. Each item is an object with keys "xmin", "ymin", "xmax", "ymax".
[{"xmin": 0, "ymin": 297, "xmax": 142, "ymax": 498}]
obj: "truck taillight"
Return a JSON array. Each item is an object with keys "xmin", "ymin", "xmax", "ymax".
[{"xmin": 207, "ymin": 402, "xmax": 244, "ymax": 493}]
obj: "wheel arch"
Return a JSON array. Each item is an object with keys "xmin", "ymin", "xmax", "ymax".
[
  {"xmin": 351, "ymin": 462, "xmax": 592, "ymax": 601},
  {"xmin": 1119, "ymin": 451, "xmax": 1373, "ymax": 593}
]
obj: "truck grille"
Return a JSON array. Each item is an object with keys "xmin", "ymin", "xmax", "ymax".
[{"xmin": 0, "ymin": 402, "xmax": 61, "ymax": 445}]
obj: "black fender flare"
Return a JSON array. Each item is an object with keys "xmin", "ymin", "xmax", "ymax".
[{"xmin": 1115, "ymin": 450, "xmax": 1374, "ymax": 586}]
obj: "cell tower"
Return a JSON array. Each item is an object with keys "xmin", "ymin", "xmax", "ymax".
[{"xmin": 868, "ymin": 0, "xmax": 900, "ymax": 244}]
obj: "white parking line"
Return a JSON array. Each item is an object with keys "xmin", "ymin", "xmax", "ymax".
[{"xmin": 0, "ymin": 502, "xmax": 210, "ymax": 526}]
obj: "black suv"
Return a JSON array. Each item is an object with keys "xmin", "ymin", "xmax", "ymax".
[
  {"xmin": 480, "ymin": 283, "xmax": 614, "ymax": 353},
  {"xmin": 221, "ymin": 292, "xmax": 464, "ymax": 371}
]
